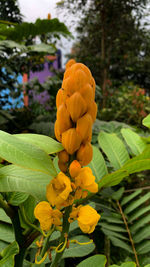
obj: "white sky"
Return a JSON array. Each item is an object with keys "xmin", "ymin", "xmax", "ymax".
[{"xmin": 18, "ymin": 0, "xmax": 75, "ymax": 66}]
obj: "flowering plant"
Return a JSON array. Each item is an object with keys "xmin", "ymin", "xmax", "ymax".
[{"xmin": 0, "ymin": 60, "xmax": 150, "ymax": 267}]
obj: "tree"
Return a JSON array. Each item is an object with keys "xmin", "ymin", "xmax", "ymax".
[
  {"xmin": 0, "ymin": 0, "xmax": 23, "ymax": 23},
  {"xmin": 58, "ymin": 0, "xmax": 150, "ymax": 107}
]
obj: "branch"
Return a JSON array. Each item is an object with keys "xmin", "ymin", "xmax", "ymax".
[{"xmin": 116, "ymin": 200, "xmax": 140, "ymax": 267}]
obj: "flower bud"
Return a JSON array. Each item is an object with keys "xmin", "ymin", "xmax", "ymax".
[
  {"xmin": 57, "ymin": 103, "xmax": 72, "ymax": 134},
  {"xmin": 66, "ymin": 92, "xmax": 87, "ymax": 122},
  {"xmin": 76, "ymin": 142, "xmax": 93, "ymax": 166},
  {"xmin": 62, "ymin": 128, "xmax": 81, "ymax": 155},
  {"xmin": 69, "ymin": 160, "xmax": 81, "ymax": 178},
  {"xmin": 58, "ymin": 150, "xmax": 69, "ymax": 163}
]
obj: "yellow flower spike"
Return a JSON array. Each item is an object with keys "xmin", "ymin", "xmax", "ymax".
[
  {"xmin": 35, "ymin": 251, "xmax": 48, "ymax": 265},
  {"xmin": 70, "ymin": 239, "xmax": 93, "ymax": 246}
]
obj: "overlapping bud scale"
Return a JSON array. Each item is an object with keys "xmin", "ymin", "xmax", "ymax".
[{"xmin": 55, "ymin": 60, "xmax": 97, "ymax": 166}]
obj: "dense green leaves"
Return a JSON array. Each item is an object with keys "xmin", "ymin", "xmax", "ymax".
[
  {"xmin": 0, "ymin": 130, "xmax": 56, "ymax": 176},
  {"xmin": 0, "ymin": 18, "xmax": 71, "ymax": 41}
]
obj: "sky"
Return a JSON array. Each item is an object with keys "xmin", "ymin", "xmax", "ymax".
[{"xmin": 18, "ymin": 0, "xmax": 75, "ymax": 66}]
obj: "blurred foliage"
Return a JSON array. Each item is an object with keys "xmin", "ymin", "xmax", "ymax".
[{"xmin": 97, "ymin": 83, "xmax": 150, "ymax": 127}]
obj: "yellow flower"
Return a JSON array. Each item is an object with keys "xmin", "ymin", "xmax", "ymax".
[
  {"xmin": 69, "ymin": 205, "xmax": 100, "ymax": 233},
  {"xmin": 46, "ymin": 172, "xmax": 72, "ymax": 209},
  {"xmin": 77, "ymin": 205, "xmax": 100, "ymax": 233},
  {"xmin": 34, "ymin": 201, "xmax": 62, "ymax": 231},
  {"xmin": 75, "ymin": 167, "xmax": 98, "ymax": 193}
]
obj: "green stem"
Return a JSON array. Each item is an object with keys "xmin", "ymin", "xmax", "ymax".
[
  {"xmin": 20, "ymin": 205, "xmax": 42, "ymax": 234},
  {"xmin": 11, "ymin": 208, "xmax": 27, "ymax": 267},
  {"xmin": 51, "ymin": 206, "xmax": 72, "ymax": 267},
  {"xmin": 41, "ymin": 227, "xmax": 55, "ymax": 257}
]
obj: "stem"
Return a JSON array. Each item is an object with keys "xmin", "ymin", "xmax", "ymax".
[
  {"xmin": 104, "ymin": 236, "xmax": 110, "ymax": 267},
  {"xmin": 11, "ymin": 208, "xmax": 27, "ymax": 267},
  {"xmin": 51, "ymin": 206, "xmax": 72, "ymax": 267},
  {"xmin": 41, "ymin": 227, "xmax": 55, "ymax": 257},
  {"xmin": 116, "ymin": 200, "xmax": 140, "ymax": 267}
]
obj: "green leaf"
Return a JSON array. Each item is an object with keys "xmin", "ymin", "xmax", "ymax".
[
  {"xmin": 120, "ymin": 263, "xmax": 136, "ymax": 267},
  {"xmin": 62, "ymin": 235, "xmax": 95, "ymax": 259},
  {"xmin": 109, "ymin": 236, "xmax": 133, "ymax": 253},
  {"xmin": 102, "ymin": 229, "xmax": 128, "ymax": 241},
  {"xmin": 22, "ymin": 196, "xmax": 36, "ymax": 223},
  {"xmin": 0, "ymin": 209, "xmax": 11, "ymax": 224},
  {"xmin": 128, "ymin": 205, "xmax": 150, "ymax": 223},
  {"xmin": 88, "ymin": 146, "xmax": 108, "ymax": 182},
  {"xmin": 98, "ymin": 169, "xmax": 128, "ymax": 189},
  {"xmin": 136, "ymin": 240, "xmax": 150, "ymax": 254},
  {"xmin": 110, "ymin": 263, "xmax": 136, "ymax": 267},
  {"xmin": 0, "ymin": 241, "xmax": 19, "ymax": 267},
  {"xmin": 98, "ymin": 131, "xmax": 130, "ymax": 170},
  {"xmin": 0, "ymin": 165, "xmax": 53, "ymax": 200},
  {"xmin": 77, "ymin": 254, "xmax": 107, "ymax": 267},
  {"xmin": 133, "ymin": 225, "xmax": 150, "ymax": 243},
  {"xmin": 0, "ymin": 223, "xmax": 14, "ymax": 243},
  {"xmin": 101, "ymin": 222, "xmax": 127, "ymax": 232},
  {"xmin": 124, "ymin": 192, "xmax": 150, "ymax": 215},
  {"xmin": 14, "ymin": 133, "xmax": 63, "ymax": 154},
  {"xmin": 121, "ymin": 147, "xmax": 150, "ymax": 175},
  {"xmin": 0, "ymin": 130, "xmax": 56, "ymax": 176},
  {"xmin": 121, "ymin": 189, "xmax": 142, "ymax": 206},
  {"xmin": 28, "ymin": 43, "xmax": 55, "ymax": 54},
  {"xmin": 130, "ymin": 214, "xmax": 150, "ymax": 233},
  {"xmin": 112, "ymin": 187, "xmax": 124, "ymax": 201},
  {"xmin": 7, "ymin": 192, "xmax": 29, "ymax": 206},
  {"xmin": 121, "ymin": 128, "xmax": 146, "ymax": 155},
  {"xmin": 142, "ymin": 114, "xmax": 150, "ymax": 128}
]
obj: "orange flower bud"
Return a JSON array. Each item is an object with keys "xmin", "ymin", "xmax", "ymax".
[
  {"xmin": 56, "ymin": 89, "xmax": 64, "ymax": 109},
  {"xmin": 76, "ymin": 142, "xmax": 93, "ymax": 166},
  {"xmin": 57, "ymin": 103, "xmax": 72, "ymax": 134},
  {"xmin": 58, "ymin": 150, "xmax": 69, "ymax": 163},
  {"xmin": 69, "ymin": 160, "xmax": 81, "ymax": 178},
  {"xmin": 62, "ymin": 76, "xmax": 76, "ymax": 96},
  {"xmin": 58, "ymin": 159, "xmax": 68, "ymax": 173},
  {"xmin": 76, "ymin": 113, "xmax": 92, "ymax": 143},
  {"xmin": 62, "ymin": 128, "xmax": 81, "ymax": 155},
  {"xmin": 65, "ymin": 59, "xmax": 76, "ymax": 69},
  {"xmin": 54, "ymin": 120, "xmax": 62, "ymax": 142},
  {"xmin": 80, "ymin": 84, "xmax": 94, "ymax": 107},
  {"xmin": 70, "ymin": 63, "xmax": 92, "ymax": 81},
  {"xmin": 66, "ymin": 92, "xmax": 87, "ymax": 122},
  {"xmin": 88, "ymin": 101, "xmax": 97, "ymax": 122}
]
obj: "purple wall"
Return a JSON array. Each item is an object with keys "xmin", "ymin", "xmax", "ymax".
[{"xmin": 29, "ymin": 59, "xmax": 58, "ymax": 83}]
